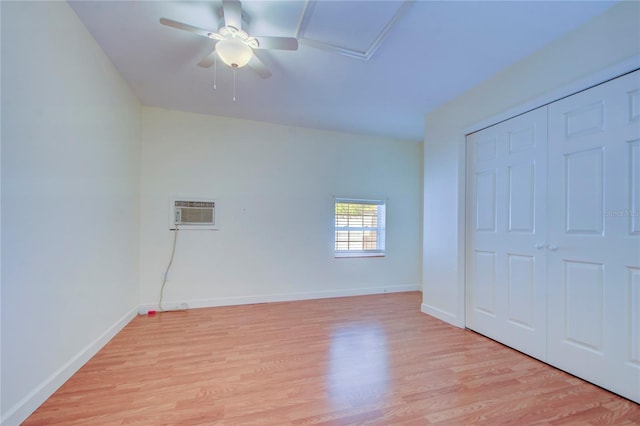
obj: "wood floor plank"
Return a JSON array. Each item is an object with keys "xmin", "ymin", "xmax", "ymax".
[{"xmin": 24, "ymin": 292, "xmax": 640, "ymax": 425}]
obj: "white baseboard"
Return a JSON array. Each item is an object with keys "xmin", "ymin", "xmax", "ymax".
[
  {"xmin": 421, "ymin": 302, "xmax": 463, "ymax": 328},
  {"xmin": 139, "ymin": 284, "xmax": 420, "ymax": 313},
  {"xmin": 1, "ymin": 306, "xmax": 138, "ymax": 426}
]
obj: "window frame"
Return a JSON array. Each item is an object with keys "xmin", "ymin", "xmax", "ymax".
[{"xmin": 334, "ymin": 198, "xmax": 386, "ymax": 258}]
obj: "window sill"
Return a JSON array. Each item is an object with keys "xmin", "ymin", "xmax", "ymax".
[{"xmin": 334, "ymin": 252, "xmax": 385, "ymax": 258}]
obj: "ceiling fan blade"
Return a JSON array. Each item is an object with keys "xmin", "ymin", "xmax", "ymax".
[
  {"xmin": 222, "ymin": 0, "xmax": 242, "ymax": 30},
  {"xmin": 160, "ymin": 18, "xmax": 214, "ymax": 39},
  {"xmin": 197, "ymin": 48, "xmax": 217, "ymax": 68},
  {"xmin": 254, "ymin": 36, "xmax": 298, "ymax": 51},
  {"xmin": 248, "ymin": 55, "xmax": 272, "ymax": 79}
]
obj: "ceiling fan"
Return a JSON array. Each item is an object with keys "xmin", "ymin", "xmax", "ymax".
[{"xmin": 160, "ymin": 0, "xmax": 298, "ymax": 79}]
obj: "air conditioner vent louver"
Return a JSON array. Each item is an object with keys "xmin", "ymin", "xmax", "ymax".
[{"xmin": 170, "ymin": 198, "xmax": 217, "ymax": 230}]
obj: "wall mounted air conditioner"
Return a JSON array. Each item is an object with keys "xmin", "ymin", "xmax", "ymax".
[{"xmin": 169, "ymin": 197, "xmax": 217, "ymax": 230}]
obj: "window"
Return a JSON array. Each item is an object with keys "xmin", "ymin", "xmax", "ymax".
[{"xmin": 335, "ymin": 198, "xmax": 386, "ymax": 257}]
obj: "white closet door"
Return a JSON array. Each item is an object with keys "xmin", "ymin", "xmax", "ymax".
[
  {"xmin": 466, "ymin": 107, "xmax": 548, "ymax": 360},
  {"xmin": 547, "ymin": 70, "xmax": 640, "ymax": 403}
]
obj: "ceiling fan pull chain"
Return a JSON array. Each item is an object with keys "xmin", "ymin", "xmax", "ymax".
[
  {"xmin": 233, "ymin": 67, "xmax": 237, "ymax": 102},
  {"xmin": 213, "ymin": 53, "xmax": 217, "ymax": 90}
]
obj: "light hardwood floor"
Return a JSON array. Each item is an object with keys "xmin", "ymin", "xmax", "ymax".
[{"xmin": 25, "ymin": 292, "xmax": 639, "ymax": 425}]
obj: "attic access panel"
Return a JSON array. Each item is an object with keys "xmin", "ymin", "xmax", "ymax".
[{"xmin": 296, "ymin": 0, "xmax": 411, "ymax": 60}]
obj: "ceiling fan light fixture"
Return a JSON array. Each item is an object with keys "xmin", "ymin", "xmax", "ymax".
[{"xmin": 216, "ymin": 37, "xmax": 254, "ymax": 68}]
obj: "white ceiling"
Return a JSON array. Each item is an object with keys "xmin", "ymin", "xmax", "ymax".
[{"xmin": 69, "ymin": 0, "xmax": 616, "ymax": 142}]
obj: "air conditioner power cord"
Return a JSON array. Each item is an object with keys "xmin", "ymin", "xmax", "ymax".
[{"xmin": 159, "ymin": 226, "xmax": 179, "ymax": 311}]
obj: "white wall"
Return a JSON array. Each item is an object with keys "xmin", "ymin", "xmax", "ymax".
[
  {"xmin": 1, "ymin": 2, "xmax": 141, "ymax": 424},
  {"xmin": 140, "ymin": 107, "xmax": 422, "ymax": 309},
  {"xmin": 422, "ymin": 1, "xmax": 640, "ymax": 326}
]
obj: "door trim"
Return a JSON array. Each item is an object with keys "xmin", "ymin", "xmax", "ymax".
[{"xmin": 464, "ymin": 55, "xmax": 640, "ymax": 137}]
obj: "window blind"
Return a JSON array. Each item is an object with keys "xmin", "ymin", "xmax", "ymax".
[{"xmin": 335, "ymin": 199, "xmax": 386, "ymax": 257}]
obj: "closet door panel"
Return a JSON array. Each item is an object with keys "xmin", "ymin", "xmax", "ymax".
[
  {"xmin": 466, "ymin": 107, "xmax": 548, "ymax": 361},
  {"xmin": 547, "ymin": 70, "xmax": 640, "ymax": 403},
  {"xmin": 631, "ymin": 140, "xmax": 640, "ymax": 235}
]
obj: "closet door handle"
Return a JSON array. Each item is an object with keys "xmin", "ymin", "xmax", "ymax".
[
  {"xmin": 534, "ymin": 243, "xmax": 546, "ymax": 250},
  {"xmin": 548, "ymin": 244, "xmax": 559, "ymax": 252}
]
